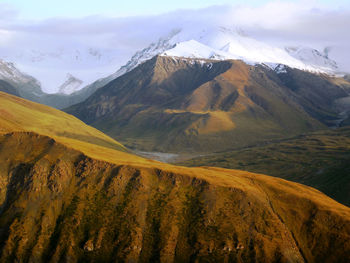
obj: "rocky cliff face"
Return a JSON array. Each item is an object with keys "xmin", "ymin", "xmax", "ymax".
[{"xmin": 0, "ymin": 131, "xmax": 349, "ymax": 263}]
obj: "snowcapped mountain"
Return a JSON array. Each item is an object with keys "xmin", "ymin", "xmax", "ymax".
[
  {"xmin": 103, "ymin": 26, "xmax": 338, "ymax": 83},
  {"xmin": 0, "ymin": 59, "xmax": 41, "ymax": 89},
  {"xmin": 0, "ymin": 47, "xmax": 126, "ymax": 93},
  {"xmin": 161, "ymin": 27, "xmax": 338, "ymax": 73},
  {"xmin": 100, "ymin": 29, "xmax": 180, "ymax": 83},
  {"xmin": 58, "ymin": 74, "xmax": 83, "ymax": 95},
  {"xmin": 0, "ymin": 59, "xmax": 101, "ymax": 109},
  {"xmin": 0, "ymin": 26, "xmax": 341, "ymax": 95},
  {"xmin": 0, "ymin": 59, "xmax": 42, "ymax": 96}
]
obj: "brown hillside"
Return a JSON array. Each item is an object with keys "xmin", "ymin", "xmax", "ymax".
[
  {"xmin": 0, "ymin": 131, "xmax": 350, "ymax": 262},
  {"xmin": 66, "ymin": 56, "xmax": 348, "ymax": 153}
]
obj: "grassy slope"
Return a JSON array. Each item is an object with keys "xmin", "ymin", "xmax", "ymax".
[
  {"xmin": 180, "ymin": 127, "xmax": 350, "ymax": 206},
  {"xmin": 0, "ymin": 92, "xmax": 153, "ymax": 165}
]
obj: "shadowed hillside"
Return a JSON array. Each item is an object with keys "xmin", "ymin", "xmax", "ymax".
[
  {"xmin": 0, "ymin": 80, "xmax": 20, "ymax": 97},
  {"xmin": 180, "ymin": 127, "xmax": 350, "ymax": 207}
]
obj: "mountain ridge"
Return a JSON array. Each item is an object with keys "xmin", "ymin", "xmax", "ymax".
[{"xmin": 0, "ymin": 26, "xmax": 346, "ymax": 111}]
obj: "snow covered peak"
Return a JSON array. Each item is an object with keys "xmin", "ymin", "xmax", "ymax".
[
  {"xmin": 0, "ymin": 59, "xmax": 41, "ymax": 87},
  {"xmin": 58, "ymin": 73, "xmax": 83, "ymax": 95},
  {"xmin": 107, "ymin": 29, "xmax": 179, "ymax": 81},
  {"xmin": 162, "ymin": 40, "xmax": 228, "ymax": 59},
  {"xmin": 112, "ymin": 26, "xmax": 338, "ymax": 76},
  {"xmin": 285, "ymin": 46, "xmax": 338, "ymax": 72}
]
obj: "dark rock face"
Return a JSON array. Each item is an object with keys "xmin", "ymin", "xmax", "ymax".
[
  {"xmin": 0, "ymin": 132, "xmax": 349, "ymax": 262},
  {"xmin": 66, "ymin": 56, "xmax": 348, "ymax": 153}
]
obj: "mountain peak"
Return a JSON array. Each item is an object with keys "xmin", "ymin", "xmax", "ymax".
[
  {"xmin": 0, "ymin": 59, "xmax": 41, "ymax": 87},
  {"xmin": 58, "ymin": 73, "xmax": 83, "ymax": 95}
]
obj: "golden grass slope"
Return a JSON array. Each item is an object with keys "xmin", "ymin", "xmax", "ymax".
[
  {"xmin": 0, "ymin": 92, "xmax": 153, "ymax": 164},
  {"xmin": 0, "ymin": 92, "xmax": 124, "ymax": 149}
]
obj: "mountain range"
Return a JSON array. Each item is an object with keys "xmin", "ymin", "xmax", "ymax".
[
  {"xmin": 0, "ymin": 26, "xmax": 345, "ymax": 110},
  {"xmin": 0, "ymin": 47, "xmax": 124, "ymax": 93},
  {"xmin": 0, "ymin": 59, "xmax": 102, "ymax": 109}
]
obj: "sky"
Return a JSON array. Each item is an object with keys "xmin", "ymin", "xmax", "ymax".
[
  {"xmin": 0, "ymin": 0, "xmax": 349, "ymax": 92},
  {"xmin": 1, "ymin": 0, "xmax": 350, "ymax": 19}
]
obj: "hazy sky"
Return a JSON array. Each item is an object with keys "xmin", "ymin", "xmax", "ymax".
[
  {"xmin": 1, "ymin": 0, "xmax": 350, "ymax": 19},
  {"xmin": 0, "ymin": 0, "xmax": 349, "ymax": 92}
]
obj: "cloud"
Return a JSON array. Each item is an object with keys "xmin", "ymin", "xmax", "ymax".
[
  {"xmin": 3, "ymin": 2, "xmax": 349, "ymax": 51},
  {"xmin": 0, "ymin": 1, "xmax": 349, "ymax": 92},
  {"xmin": 229, "ymin": 2, "xmax": 350, "ymax": 44},
  {"xmin": 0, "ymin": 3, "xmax": 19, "ymax": 21}
]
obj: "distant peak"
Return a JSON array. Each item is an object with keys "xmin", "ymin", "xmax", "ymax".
[{"xmin": 57, "ymin": 73, "xmax": 83, "ymax": 95}]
